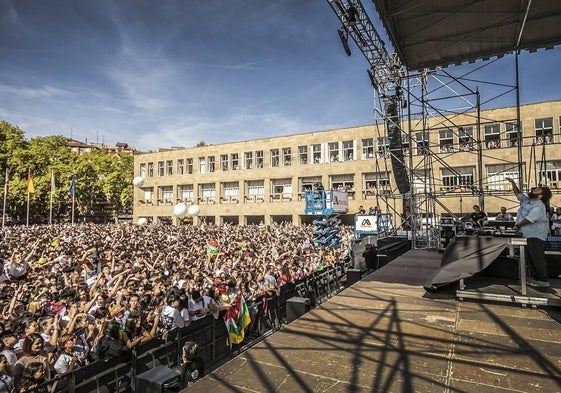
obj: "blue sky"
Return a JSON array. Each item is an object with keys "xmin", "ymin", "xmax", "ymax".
[{"xmin": 1, "ymin": 0, "xmax": 560, "ymax": 151}]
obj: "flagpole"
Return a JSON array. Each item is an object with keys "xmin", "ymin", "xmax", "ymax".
[
  {"xmin": 26, "ymin": 189, "xmax": 30, "ymax": 227},
  {"xmin": 70, "ymin": 175, "xmax": 76, "ymax": 225},
  {"xmin": 1, "ymin": 168, "xmax": 7, "ymax": 229},
  {"xmin": 49, "ymin": 170, "xmax": 54, "ymax": 225}
]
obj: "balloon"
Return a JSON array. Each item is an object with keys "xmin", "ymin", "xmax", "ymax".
[
  {"xmin": 173, "ymin": 203, "xmax": 188, "ymax": 218},
  {"xmin": 138, "ymin": 217, "xmax": 148, "ymax": 226},
  {"xmin": 132, "ymin": 176, "xmax": 145, "ymax": 187},
  {"xmin": 188, "ymin": 205, "xmax": 200, "ymax": 217}
]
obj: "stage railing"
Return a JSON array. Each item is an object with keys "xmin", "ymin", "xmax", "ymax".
[{"xmin": 31, "ymin": 260, "xmax": 353, "ymax": 393}]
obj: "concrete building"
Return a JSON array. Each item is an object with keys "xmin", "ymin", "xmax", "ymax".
[{"xmin": 133, "ymin": 100, "xmax": 561, "ymax": 225}]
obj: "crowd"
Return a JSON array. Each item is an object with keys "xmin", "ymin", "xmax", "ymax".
[{"xmin": 0, "ymin": 221, "xmax": 353, "ymax": 392}]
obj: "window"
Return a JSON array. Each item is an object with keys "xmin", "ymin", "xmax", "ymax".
[
  {"xmin": 402, "ymin": 135, "xmax": 410, "ymax": 156},
  {"xmin": 186, "ymin": 158, "xmax": 193, "ymax": 174},
  {"xmin": 140, "ymin": 163, "xmax": 146, "ymax": 178},
  {"xmin": 231, "ymin": 153, "xmax": 239, "ymax": 170},
  {"xmin": 222, "ymin": 181, "xmax": 240, "ymax": 201},
  {"xmin": 256, "ymin": 150, "xmax": 264, "ymax": 168},
  {"xmin": 312, "ymin": 144, "xmax": 322, "ymax": 164},
  {"xmin": 157, "ymin": 161, "xmax": 164, "ymax": 176},
  {"xmin": 362, "ymin": 138, "xmax": 374, "ymax": 159},
  {"xmin": 283, "ymin": 147, "xmax": 292, "ymax": 166},
  {"xmin": 178, "ymin": 185, "xmax": 194, "ymax": 203},
  {"xmin": 221, "ymin": 154, "xmax": 228, "ymax": 171},
  {"xmin": 328, "ymin": 142, "xmax": 340, "ymax": 162},
  {"xmin": 484, "ymin": 124, "xmax": 501, "ymax": 149},
  {"xmin": 343, "ymin": 140, "xmax": 354, "ymax": 161},
  {"xmin": 270, "ymin": 149, "xmax": 279, "ymax": 167},
  {"xmin": 538, "ymin": 160, "xmax": 561, "ymax": 188},
  {"xmin": 271, "ymin": 178, "xmax": 292, "ymax": 200},
  {"xmin": 208, "ymin": 156, "xmax": 215, "ymax": 173},
  {"xmin": 535, "ymin": 117, "xmax": 553, "ymax": 144},
  {"xmin": 505, "ymin": 122, "xmax": 522, "ymax": 147},
  {"xmin": 166, "ymin": 160, "xmax": 173, "ymax": 176},
  {"xmin": 198, "ymin": 157, "xmax": 206, "ymax": 174},
  {"xmin": 147, "ymin": 162, "xmax": 154, "ymax": 177},
  {"xmin": 330, "ymin": 174, "xmax": 354, "ymax": 193},
  {"xmin": 199, "ymin": 183, "xmax": 216, "ymax": 203},
  {"xmin": 246, "ymin": 180, "xmax": 265, "ymax": 201},
  {"xmin": 298, "ymin": 145, "xmax": 308, "ymax": 165},
  {"xmin": 244, "ymin": 152, "xmax": 253, "ymax": 169},
  {"xmin": 363, "ymin": 172, "xmax": 391, "ymax": 197},
  {"xmin": 440, "ymin": 167, "xmax": 475, "ymax": 191},
  {"xmin": 377, "ymin": 137, "xmax": 389, "ymax": 158},
  {"xmin": 141, "ymin": 187, "xmax": 154, "ymax": 202},
  {"xmin": 415, "ymin": 133, "xmax": 429, "ymax": 155},
  {"xmin": 177, "ymin": 159, "xmax": 184, "ymax": 175},
  {"xmin": 159, "ymin": 186, "xmax": 173, "ymax": 203},
  {"xmin": 299, "ymin": 176, "xmax": 322, "ymax": 194},
  {"xmin": 412, "ymin": 169, "xmax": 431, "ymax": 193},
  {"xmin": 459, "ymin": 127, "xmax": 474, "ymax": 151},
  {"xmin": 487, "ymin": 164, "xmax": 523, "ymax": 191},
  {"xmin": 438, "ymin": 130, "xmax": 454, "ymax": 153}
]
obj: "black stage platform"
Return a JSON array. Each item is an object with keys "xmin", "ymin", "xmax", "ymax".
[{"xmin": 184, "ymin": 249, "xmax": 561, "ymax": 392}]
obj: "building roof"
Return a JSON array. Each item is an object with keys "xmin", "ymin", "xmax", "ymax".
[{"xmin": 372, "ymin": 0, "xmax": 561, "ymax": 70}]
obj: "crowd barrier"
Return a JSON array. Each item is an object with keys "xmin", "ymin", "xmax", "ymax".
[{"xmin": 29, "ymin": 260, "xmax": 353, "ymax": 393}]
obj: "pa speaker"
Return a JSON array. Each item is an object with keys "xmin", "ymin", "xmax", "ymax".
[
  {"xmin": 136, "ymin": 365, "xmax": 181, "ymax": 393},
  {"xmin": 286, "ymin": 297, "xmax": 310, "ymax": 323},
  {"xmin": 347, "ymin": 268, "xmax": 362, "ymax": 286}
]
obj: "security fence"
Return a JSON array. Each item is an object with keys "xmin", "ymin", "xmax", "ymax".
[{"xmin": 29, "ymin": 260, "xmax": 353, "ymax": 393}]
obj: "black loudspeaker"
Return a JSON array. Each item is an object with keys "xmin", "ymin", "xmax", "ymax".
[
  {"xmin": 384, "ymin": 96, "xmax": 410, "ymax": 194},
  {"xmin": 286, "ymin": 297, "xmax": 310, "ymax": 323},
  {"xmin": 347, "ymin": 268, "xmax": 362, "ymax": 286},
  {"xmin": 136, "ymin": 365, "xmax": 181, "ymax": 393}
]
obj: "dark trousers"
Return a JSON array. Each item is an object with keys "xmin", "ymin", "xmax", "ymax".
[{"xmin": 525, "ymin": 237, "xmax": 548, "ymax": 281}]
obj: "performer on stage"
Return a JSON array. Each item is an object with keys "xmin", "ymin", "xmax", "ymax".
[
  {"xmin": 495, "ymin": 206, "xmax": 514, "ymax": 221},
  {"xmin": 506, "ymin": 178, "xmax": 552, "ymax": 288},
  {"xmin": 469, "ymin": 205, "xmax": 487, "ymax": 228}
]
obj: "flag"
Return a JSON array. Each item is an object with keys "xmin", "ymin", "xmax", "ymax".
[
  {"xmin": 26, "ymin": 170, "xmax": 35, "ymax": 193},
  {"xmin": 51, "ymin": 171, "xmax": 56, "ymax": 191},
  {"xmin": 224, "ymin": 292, "xmax": 251, "ymax": 345},
  {"xmin": 3, "ymin": 169, "xmax": 7, "ymax": 197},
  {"xmin": 206, "ymin": 239, "xmax": 219, "ymax": 256},
  {"xmin": 50, "ymin": 237, "xmax": 60, "ymax": 247},
  {"xmin": 68, "ymin": 175, "xmax": 75, "ymax": 196}
]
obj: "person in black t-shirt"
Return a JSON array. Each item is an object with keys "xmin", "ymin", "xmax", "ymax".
[
  {"xmin": 177, "ymin": 341, "xmax": 204, "ymax": 388},
  {"xmin": 469, "ymin": 205, "xmax": 487, "ymax": 228}
]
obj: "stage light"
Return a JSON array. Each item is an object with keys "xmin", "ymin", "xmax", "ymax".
[{"xmin": 338, "ymin": 28, "xmax": 352, "ymax": 56}]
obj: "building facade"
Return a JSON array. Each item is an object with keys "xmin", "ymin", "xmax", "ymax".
[{"xmin": 133, "ymin": 100, "xmax": 561, "ymax": 225}]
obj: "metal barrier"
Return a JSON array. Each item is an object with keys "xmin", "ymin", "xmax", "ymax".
[{"xmin": 32, "ymin": 260, "xmax": 353, "ymax": 393}]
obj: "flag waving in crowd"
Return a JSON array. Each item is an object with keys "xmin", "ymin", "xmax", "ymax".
[
  {"xmin": 206, "ymin": 239, "xmax": 220, "ymax": 256},
  {"xmin": 224, "ymin": 292, "xmax": 251, "ymax": 345}
]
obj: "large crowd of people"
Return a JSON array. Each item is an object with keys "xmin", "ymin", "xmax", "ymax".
[{"xmin": 0, "ymin": 222, "xmax": 353, "ymax": 392}]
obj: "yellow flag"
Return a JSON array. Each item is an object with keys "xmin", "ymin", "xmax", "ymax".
[{"xmin": 26, "ymin": 170, "xmax": 35, "ymax": 194}]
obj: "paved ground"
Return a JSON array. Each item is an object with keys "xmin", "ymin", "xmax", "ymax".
[{"xmin": 186, "ymin": 249, "xmax": 561, "ymax": 392}]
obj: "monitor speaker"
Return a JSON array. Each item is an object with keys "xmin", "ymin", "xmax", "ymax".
[
  {"xmin": 136, "ymin": 365, "xmax": 181, "ymax": 393},
  {"xmin": 286, "ymin": 297, "xmax": 310, "ymax": 323}
]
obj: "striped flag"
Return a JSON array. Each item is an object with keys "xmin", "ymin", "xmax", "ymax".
[
  {"xmin": 68, "ymin": 175, "xmax": 75, "ymax": 196},
  {"xmin": 26, "ymin": 170, "xmax": 35, "ymax": 193},
  {"xmin": 206, "ymin": 239, "xmax": 219, "ymax": 256},
  {"xmin": 224, "ymin": 292, "xmax": 251, "ymax": 345}
]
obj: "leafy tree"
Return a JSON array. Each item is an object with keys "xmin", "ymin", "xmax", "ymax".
[{"xmin": 1, "ymin": 120, "xmax": 135, "ymax": 224}]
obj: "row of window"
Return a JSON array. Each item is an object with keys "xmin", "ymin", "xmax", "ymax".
[
  {"xmin": 138, "ymin": 118, "xmax": 561, "ymax": 177},
  {"xmin": 137, "ymin": 160, "xmax": 561, "ymax": 205}
]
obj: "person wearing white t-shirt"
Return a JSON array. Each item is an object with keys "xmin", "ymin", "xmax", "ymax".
[{"xmin": 187, "ymin": 290, "xmax": 216, "ymax": 322}]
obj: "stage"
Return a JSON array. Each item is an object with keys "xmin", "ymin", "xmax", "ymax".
[{"xmin": 185, "ymin": 249, "xmax": 561, "ymax": 392}]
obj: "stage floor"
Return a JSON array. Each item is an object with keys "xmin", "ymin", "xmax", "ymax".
[{"xmin": 185, "ymin": 249, "xmax": 561, "ymax": 392}]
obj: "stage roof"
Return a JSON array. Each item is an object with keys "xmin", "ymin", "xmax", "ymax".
[{"xmin": 372, "ymin": 0, "xmax": 561, "ymax": 70}]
